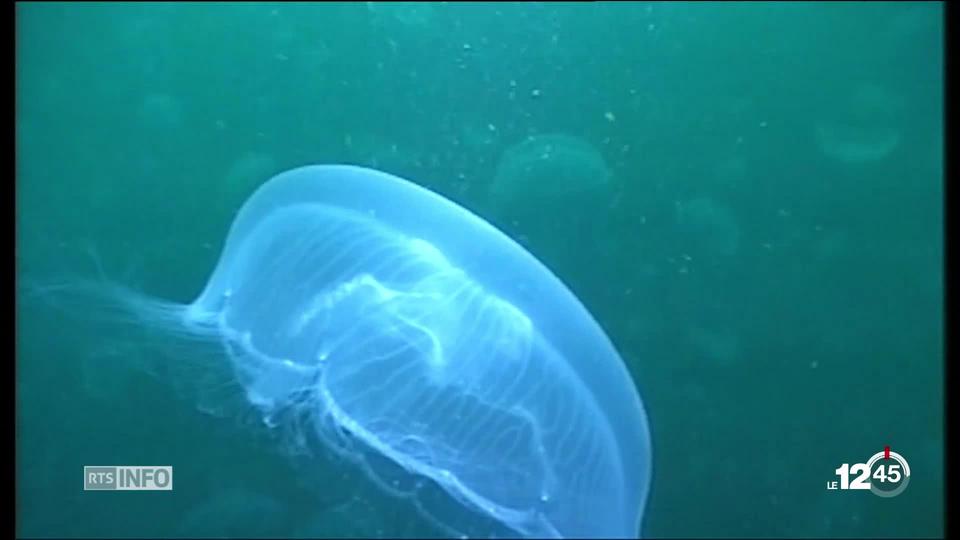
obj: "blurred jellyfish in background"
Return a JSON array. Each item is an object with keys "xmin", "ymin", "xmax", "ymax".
[
  {"xmin": 366, "ymin": 1, "xmax": 436, "ymax": 30},
  {"xmin": 673, "ymin": 197, "xmax": 741, "ymax": 259},
  {"xmin": 686, "ymin": 324, "xmax": 740, "ymax": 367},
  {"xmin": 486, "ymin": 133, "xmax": 615, "ymax": 291},
  {"xmin": 294, "ymin": 496, "xmax": 390, "ymax": 539},
  {"xmin": 490, "ymin": 134, "xmax": 613, "ymax": 212},
  {"xmin": 711, "ymin": 154, "xmax": 748, "ymax": 190},
  {"xmin": 176, "ymin": 489, "xmax": 289, "ymax": 538},
  {"xmin": 458, "ymin": 119, "xmax": 500, "ymax": 156},
  {"xmin": 791, "ymin": 491, "xmax": 866, "ymax": 538},
  {"xmin": 137, "ymin": 92, "xmax": 184, "ymax": 134},
  {"xmin": 814, "ymin": 82, "xmax": 903, "ymax": 165}
]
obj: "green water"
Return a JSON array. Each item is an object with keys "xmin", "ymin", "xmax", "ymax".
[{"xmin": 16, "ymin": 1, "xmax": 944, "ymax": 538}]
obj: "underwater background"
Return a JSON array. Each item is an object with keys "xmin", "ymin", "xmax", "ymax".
[{"xmin": 16, "ymin": 2, "xmax": 943, "ymax": 538}]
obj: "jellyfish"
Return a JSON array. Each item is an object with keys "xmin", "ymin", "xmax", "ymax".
[
  {"xmin": 35, "ymin": 165, "xmax": 651, "ymax": 538},
  {"xmin": 686, "ymin": 325, "xmax": 739, "ymax": 367},
  {"xmin": 294, "ymin": 496, "xmax": 389, "ymax": 539},
  {"xmin": 137, "ymin": 92, "xmax": 183, "ymax": 133},
  {"xmin": 814, "ymin": 82, "xmax": 903, "ymax": 165},
  {"xmin": 674, "ymin": 197, "xmax": 741, "ymax": 258},
  {"xmin": 487, "ymin": 134, "xmax": 614, "ymax": 282},
  {"xmin": 176, "ymin": 489, "xmax": 288, "ymax": 538},
  {"xmin": 489, "ymin": 133, "xmax": 612, "ymax": 218},
  {"xmin": 366, "ymin": 1, "xmax": 436, "ymax": 30}
]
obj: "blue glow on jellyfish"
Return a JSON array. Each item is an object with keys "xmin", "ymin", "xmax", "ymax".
[{"xmin": 53, "ymin": 165, "xmax": 652, "ymax": 538}]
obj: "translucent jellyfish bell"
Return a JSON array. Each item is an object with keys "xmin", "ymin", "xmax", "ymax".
[
  {"xmin": 814, "ymin": 82, "xmax": 903, "ymax": 164},
  {"xmin": 487, "ymin": 133, "xmax": 615, "ymax": 280},
  {"xmin": 72, "ymin": 165, "xmax": 653, "ymax": 538},
  {"xmin": 489, "ymin": 133, "xmax": 613, "ymax": 205},
  {"xmin": 674, "ymin": 197, "xmax": 741, "ymax": 258},
  {"xmin": 177, "ymin": 489, "xmax": 288, "ymax": 538}
]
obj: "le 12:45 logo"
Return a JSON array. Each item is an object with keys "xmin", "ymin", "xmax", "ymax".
[{"xmin": 827, "ymin": 446, "xmax": 910, "ymax": 498}]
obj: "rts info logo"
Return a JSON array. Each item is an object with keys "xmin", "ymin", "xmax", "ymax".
[{"xmin": 84, "ymin": 466, "xmax": 173, "ymax": 491}]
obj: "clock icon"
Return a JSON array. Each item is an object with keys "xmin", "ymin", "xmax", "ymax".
[{"xmin": 865, "ymin": 447, "xmax": 911, "ymax": 498}]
